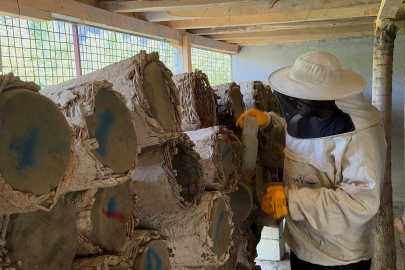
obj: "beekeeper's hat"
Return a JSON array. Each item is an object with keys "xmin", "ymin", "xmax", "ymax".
[{"xmin": 268, "ymin": 51, "xmax": 366, "ymax": 100}]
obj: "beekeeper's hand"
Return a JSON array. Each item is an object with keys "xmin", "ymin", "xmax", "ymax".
[
  {"xmin": 236, "ymin": 109, "xmax": 270, "ymax": 129},
  {"xmin": 261, "ymin": 185, "xmax": 289, "ymax": 220}
]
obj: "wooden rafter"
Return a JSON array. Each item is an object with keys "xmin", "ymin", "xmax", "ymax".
[
  {"xmin": 158, "ymin": 4, "xmax": 381, "ymax": 29},
  {"xmin": 96, "ymin": 0, "xmax": 271, "ymax": 12},
  {"xmin": 226, "ymin": 27, "xmax": 404, "ymax": 45},
  {"xmin": 377, "ymin": 0, "xmax": 403, "ymax": 19},
  {"xmin": 138, "ymin": 0, "xmax": 382, "ymax": 22},
  {"xmin": 206, "ymin": 24, "xmax": 375, "ymax": 40}
]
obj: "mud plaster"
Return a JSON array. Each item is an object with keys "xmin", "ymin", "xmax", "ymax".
[
  {"xmin": 228, "ymin": 181, "xmax": 253, "ymax": 223},
  {"xmin": 143, "ymin": 62, "xmax": 176, "ymax": 131},
  {"xmin": 89, "ymin": 182, "xmax": 133, "ymax": 251},
  {"xmin": 208, "ymin": 198, "xmax": 232, "ymax": 259},
  {"xmin": 230, "ymin": 85, "xmax": 244, "ymax": 122},
  {"xmin": 5, "ymin": 197, "xmax": 77, "ymax": 270},
  {"xmin": 132, "ymin": 240, "xmax": 170, "ymax": 270},
  {"xmin": 86, "ymin": 90, "xmax": 137, "ymax": 174},
  {"xmin": 0, "ymin": 89, "xmax": 71, "ymax": 195}
]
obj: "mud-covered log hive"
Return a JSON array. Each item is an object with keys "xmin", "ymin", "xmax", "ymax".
[
  {"xmin": 212, "ymin": 82, "xmax": 245, "ymax": 127},
  {"xmin": 139, "ymin": 191, "xmax": 234, "ymax": 267},
  {"xmin": 0, "ymin": 73, "xmax": 75, "ymax": 214},
  {"xmin": 185, "ymin": 126, "xmax": 239, "ymax": 192},
  {"xmin": 4, "ymin": 198, "xmax": 77, "ymax": 270},
  {"xmin": 173, "ymin": 70, "xmax": 218, "ymax": 131},
  {"xmin": 239, "ymin": 81, "xmax": 268, "ymax": 111},
  {"xmin": 41, "ymin": 51, "xmax": 181, "ymax": 150},
  {"xmin": 41, "ymin": 80, "xmax": 138, "ymax": 191},
  {"xmin": 131, "ymin": 133, "xmax": 203, "ymax": 215}
]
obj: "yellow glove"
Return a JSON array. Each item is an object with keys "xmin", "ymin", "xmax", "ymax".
[
  {"xmin": 236, "ymin": 109, "xmax": 270, "ymax": 129},
  {"xmin": 261, "ymin": 186, "xmax": 289, "ymax": 220}
]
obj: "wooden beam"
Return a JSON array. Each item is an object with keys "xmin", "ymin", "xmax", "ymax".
[
  {"xmin": 96, "ymin": 0, "xmax": 270, "ymax": 13},
  {"xmin": 183, "ymin": 36, "xmax": 192, "ymax": 73},
  {"xmin": 229, "ymin": 27, "xmax": 404, "ymax": 45},
  {"xmin": 207, "ymin": 24, "xmax": 374, "ymax": 40},
  {"xmin": 188, "ymin": 17, "xmax": 376, "ymax": 35},
  {"xmin": 72, "ymin": 25, "xmax": 82, "ymax": 76},
  {"xmin": 158, "ymin": 4, "xmax": 381, "ymax": 29},
  {"xmin": 141, "ymin": 0, "xmax": 381, "ymax": 22},
  {"xmin": 0, "ymin": 0, "xmax": 51, "ymax": 22},
  {"xmin": 377, "ymin": 0, "xmax": 403, "ymax": 19},
  {"xmin": 0, "ymin": 0, "xmax": 238, "ymax": 54}
]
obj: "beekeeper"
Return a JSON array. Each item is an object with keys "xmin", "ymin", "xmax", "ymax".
[{"xmin": 237, "ymin": 51, "xmax": 386, "ymax": 269}]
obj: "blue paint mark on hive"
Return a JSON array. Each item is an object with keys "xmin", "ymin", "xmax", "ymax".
[
  {"xmin": 146, "ymin": 247, "xmax": 162, "ymax": 270},
  {"xmin": 214, "ymin": 211, "xmax": 225, "ymax": 245},
  {"xmin": 108, "ymin": 196, "xmax": 117, "ymax": 212},
  {"xmin": 9, "ymin": 127, "xmax": 40, "ymax": 174},
  {"xmin": 94, "ymin": 109, "xmax": 115, "ymax": 158}
]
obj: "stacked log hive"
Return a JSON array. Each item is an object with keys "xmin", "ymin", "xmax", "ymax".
[
  {"xmin": 185, "ymin": 126, "xmax": 239, "ymax": 193},
  {"xmin": 212, "ymin": 82, "xmax": 245, "ymax": 127},
  {"xmin": 173, "ymin": 70, "xmax": 218, "ymax": 131},
  {"xmin": 139, "ymin": 191, "xmax": 233, "ymax": 267},
  {"xmin": 131, "ymin": 133, "xmax": 203, "ymax": 215},
  {"xmin": 41, "ymin": 50, "xmax": 182, "ymax": 150},
  {"xmin": 41, "ymin": 80, "xmax": 138, "ymax": 191},
  {"xmin": 3, "ymin": 197, "xmax": 77, "ymax": 270},
  {"xmin": 0, "ymin": 74, "xmax": 75, "ymax": 214},
  {"xmin": 239, "ymin": 81, "xmax": 268, "ymax": 111}
]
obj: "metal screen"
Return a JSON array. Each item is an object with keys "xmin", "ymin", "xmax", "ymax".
[
  {"xmin": 191, "ymin": 47, "xmax": 231, "ymax": 86},
  {"xmin": 0, "ymin": 15, "xmax": 76, "ymax": 88},
  {"xmin": 78, "ymin": 25, "xmax": 174, "ymax": 74}
]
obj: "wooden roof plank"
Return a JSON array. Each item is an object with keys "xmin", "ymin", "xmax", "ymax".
[
  {"xmin": 158, "ymin": 4, "xmax": 381, "ymax": 29},
  {"xmin": 96, "ymin": 0, "xmax": 271, "ymax": 12},
  {"xmin": 377, "ymin": 0, "xmax": 403, "ymax": 19}
]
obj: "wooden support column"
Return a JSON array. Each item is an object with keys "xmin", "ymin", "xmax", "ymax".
[
  {"xmin": 183, "ymin": 35, "xmax": 192, "ymax": 73},
  {"xmin": 72, "ymin": 25, "xmax": 82, "ymax": 77},
  {"xmin": 372, "ymin": 18, "xmax": 398, "ymax": 270}
]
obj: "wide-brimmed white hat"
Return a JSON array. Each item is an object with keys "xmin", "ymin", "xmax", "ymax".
[{"xmin": 268, "ymin": 51, "xmax": 366, "ymax": 100}]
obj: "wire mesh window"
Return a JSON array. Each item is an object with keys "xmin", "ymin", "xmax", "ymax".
[
  {"xmin": 0, "ymin": 15, "xmax": 76, "ymax": 88},
  {"xmin": 191, "ymin": 47, "xmax": 231, "ymax": 86},
  {"xmin": 78, "ymin": 26, "xmax": 173, "ymax": 74}
]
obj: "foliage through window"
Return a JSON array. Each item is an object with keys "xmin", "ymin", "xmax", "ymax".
[
  {"xmin": 191, "ymin": 47, "xmax": 231, "ymax": 86},
  {"xmin": 0, "ymin": 16, "xmax": 76, "ymax": 88}
]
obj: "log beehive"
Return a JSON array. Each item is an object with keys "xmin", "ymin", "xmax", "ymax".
[
  {"xmin": 41, "ymin": 80, "xmax": 138, "ymax": 191},
  {"xmin": 131, "ymin": 134, "xmax": 203, "ymax": 215},
  {"xmin": 139, "ymin": 191, "xmax": 233, "ymax": 267},
  {"xmin": 239, "ymin": 81, "xmax": 268, "ymax": 111},
  {"xmin": 3, "ymin": 198, "xmax": 77, "ymax": 270},
  {"xmin": 185, "ymin": 126, "xmax": 239, "ymax": 192},
  {"xmin": 173, "ymin": 70, "xmax": 218, "ymax": 131},
  {"xmin": 66, "ymin": 183, "xmax": 134, "ymax": 257},
  {"xmin": 212, "ymin": 82, "xmax": 245, "ymax": 126},
  {"xmin": 41, "ymin": 51, "xmax": 181, "ymax": 150},
  {"xmin": 0, "ymin": 73, "xmax": 75, "ymax": 214}
]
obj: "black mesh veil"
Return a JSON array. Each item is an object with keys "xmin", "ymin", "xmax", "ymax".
[{"xmin": 274, "ymin": 92, "xmax": 355, "ymax": 139}]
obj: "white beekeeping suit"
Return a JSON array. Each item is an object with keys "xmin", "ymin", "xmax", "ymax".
[{"xmin": 261, "ymin": 51, "xmax": 386, "ymax": 266}]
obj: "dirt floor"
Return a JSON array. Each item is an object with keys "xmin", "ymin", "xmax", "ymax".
[{"xmin": 256, "ymin": 204, "xmax": 405, "ymax": 270}]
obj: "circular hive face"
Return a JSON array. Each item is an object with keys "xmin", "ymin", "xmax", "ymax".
[
  {"xmin": 142, "ymin": 61, "xmax": 177, "ymax": 131},
  {"xmin": 171, "ymin": 143, "xmax": 202, "ymax": 205},
  {"xmin": 132, "ymin": 240, "xmax": 170, "ymax": 270},
  {"xmin": 0, "ymin": 89, "xmax": 72, "ymax": 195},
  {"xmin": 89, "ymin": 182, "xmax": 133, "ymax": 251},
  {"xmin": 86, "ymin": 90, "xmax": 137, "ymax": 173},
  {"xmin": 5, "ymin": 198, "xmax": 77, "ymax": 270},
  {"xmin": 208, "ymin": 197, "xmax": 231, "ymax": 259},
  {"xmin": 230, "ymin": 85, "xmax": 244, "ymax": 120},
  {"xmin": 216, "ymin": 134, "xmax": 234, "ymax": 185},
  {"xmin": 228, "ymin": 182, "xmax": 253, "ymax": 223}
]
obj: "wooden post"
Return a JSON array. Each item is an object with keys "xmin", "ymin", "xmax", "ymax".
[
  {"xmin": 72, "ymin": 24, "xmax": 82, "ymax": 77},
  {"xmin": 183, "ymin": 35, "xmax": 192, "ymax": 73},
  {"xmin": 372, "ymin": 18, "xmax": 398, "ymax": 270}
]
